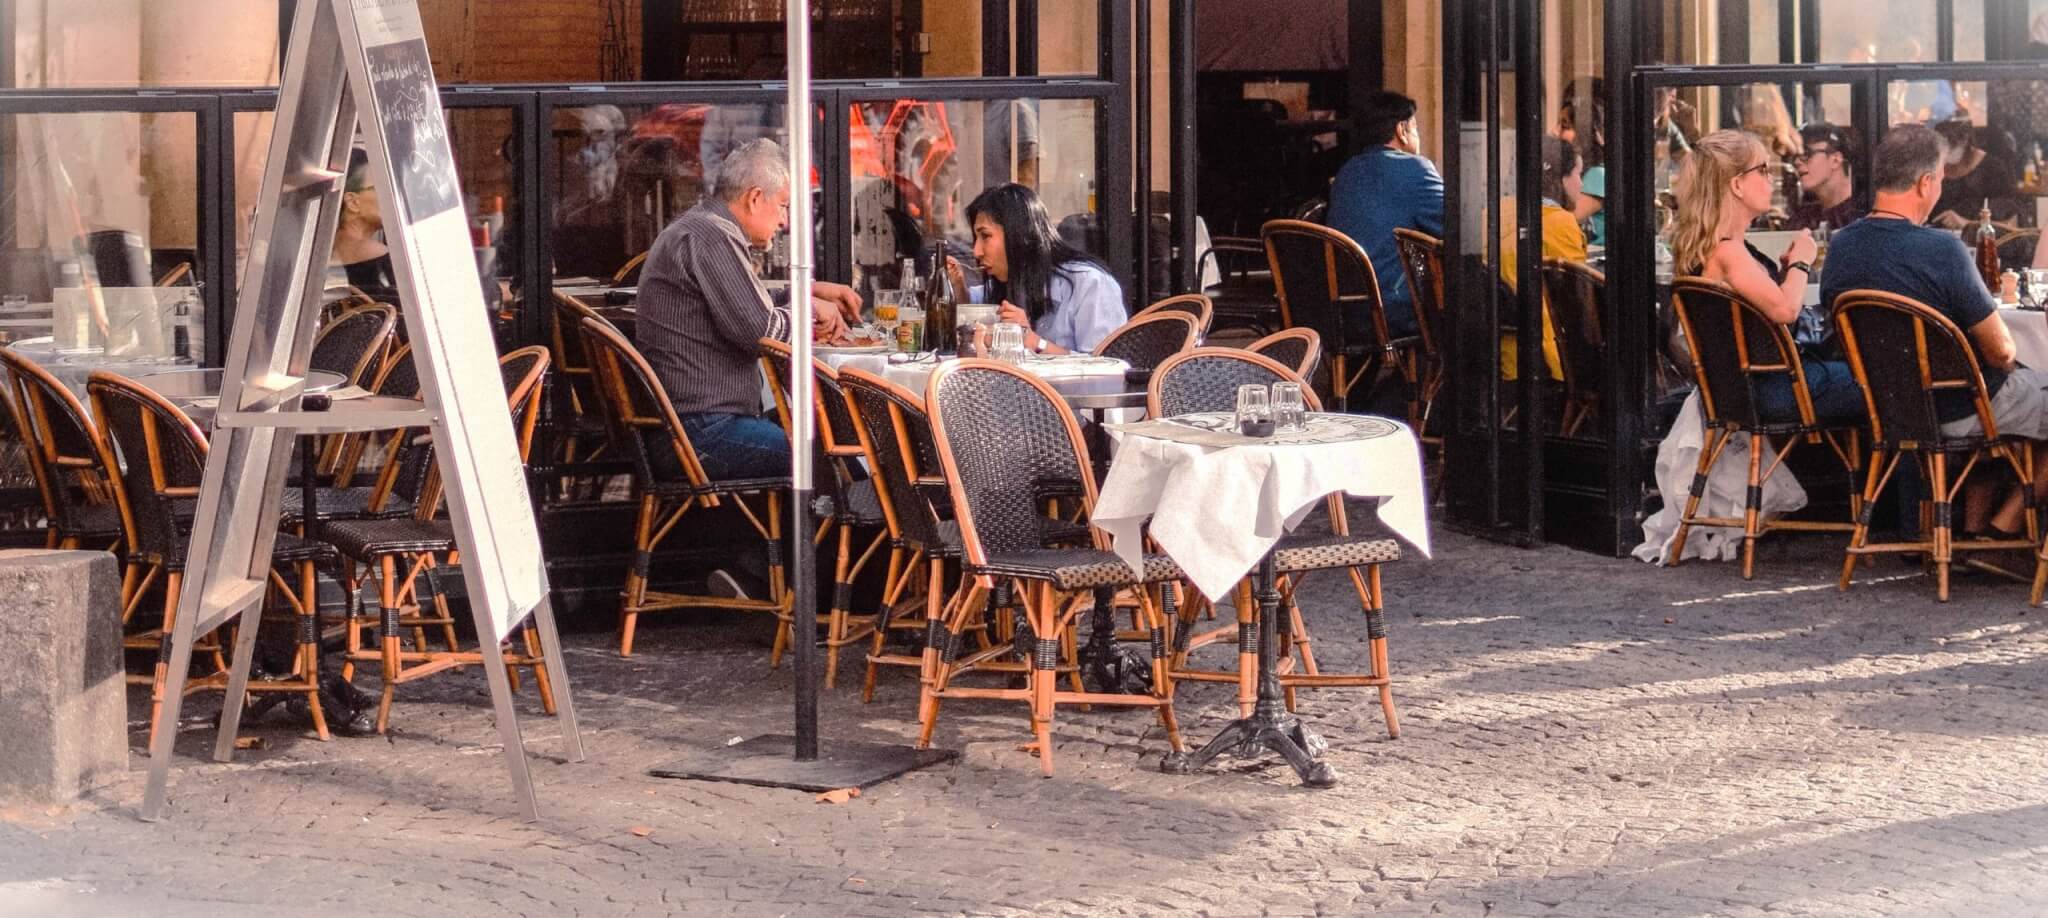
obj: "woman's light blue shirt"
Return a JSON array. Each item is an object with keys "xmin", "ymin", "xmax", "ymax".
[{"xmin": 973, "ymin": 261, "xmax": 1126, "ymax": 352}]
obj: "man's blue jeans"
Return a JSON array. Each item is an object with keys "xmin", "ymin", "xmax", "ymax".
[{"xmin": 646, "ymin": 412, "xmax": 790, "ymax": 482}]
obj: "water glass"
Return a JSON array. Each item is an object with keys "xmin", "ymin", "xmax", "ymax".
[
  {"xmin": 894, "ymin": 306, "xmax": 925, "ymax": 353},
  {"xmin": 1235, "ymin": 384, "xmax": 1273, "ymax": 437},
  {"xmin": 991, "ymin": 321, "xmax": 1028, "ymax": 364},
  {"xmin": 1271, "ymin": 382, "xmax": 1306, "ymax": 432},
  {"xmin": 2028, "ymin": 269, "xmax": 2048, "ymax": 309},
  {"xmin": 0, "ymin": 294, "xmax": 26, "ymax": 311}
]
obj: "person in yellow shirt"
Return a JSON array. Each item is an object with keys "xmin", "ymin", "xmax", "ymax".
[{"xmin": 1499, "ymin": 135, "xmax": 1588, "ymax": 380}]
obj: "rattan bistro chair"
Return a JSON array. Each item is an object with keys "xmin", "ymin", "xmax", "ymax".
[
  {"xmin": 0, "ymin": 349, "xmax": 123, "ymax": 550},
  {"xmin": 549, "ymin": 292, "xmax": 618, "ymax": 466},
  {"xmin": 759, "ymin": 340, "xmax": 890, "ymax": 687},
  {"xmin": 1265, "ymin": 219, "xmax": 1420, "ymax": 412},
  {"xmin": 87, "ymin": 372, "xmax": 340, "ymax": 746},
  {"xmin": 1391, "ymin": 228, "xmax": 1449, "ymax": 427},
  {"xmin": 1665, "ymin": 278, "xmax": 1863, "ymax": 579},
  {"xmin": 1246, "ymin": 327, "xmax": 1322, "ymax": 381},
  {"xmin": 1133, "ymin": 294, "xmax": 1215, "ymax": 338},
  {"xmin": 321, "ymin": 347, "xmax": 558, "ymax": 732},
  {"xmin": 839, "ymin": 368, "xmax": 962, "ymax": 703},
  {"xmin": 310, "ymin": 304, "xmax": 398, "ymax": 481},
  {"xmin": 922, "ymin": 359, "xmax": 1186, "ymax": 775},
  {"xmin": 580, "ymin": 318, "xmax": 792, "ymax": 657},
  {"xmin": 1831, "ymin": 290, "xmax": 2039, "ymax": 602},
  {"xmin": 1092, "ymin": 311, "xmax": 1199, "ymax": 371},
  {"xmin": 1541, "ymin": 259, "xmax": 1608, "ymax": 436},
  {"xmin": 1147, "ymin": 348, "xmax": 1404, "ymax": 731}
]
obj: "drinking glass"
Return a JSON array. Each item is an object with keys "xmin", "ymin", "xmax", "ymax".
[
  {"xmin": 2028, "ymin": 269, "xmax": 2048, "ymax": 309},
  {"xmin": 873, "ymin": 289, "xmax": 902, "ymax": 334},
  {"xmin": 1270, "ymin": 382, "xmax": 1306, "ymax": 432},
  {"xmin": 895, "ymin": 306, "xmax": 925, "ymax": 353},
  {"xmin": 1235, "ymin": 384, "xmax": 1272, "ymax": 436},
  {"xmin": 991, "ymin": 321, "xmax": 1027, "ymax": 364}
]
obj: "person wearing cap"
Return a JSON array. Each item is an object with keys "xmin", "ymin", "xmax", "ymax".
[{"xmin": 1788, "ymin": 123, "xmax": 1869, "ymax": 231}]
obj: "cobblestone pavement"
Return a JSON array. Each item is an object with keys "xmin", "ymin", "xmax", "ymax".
[{"xmin": 8, "ymin": 528, "xmax": 2048, "ymax": 917}]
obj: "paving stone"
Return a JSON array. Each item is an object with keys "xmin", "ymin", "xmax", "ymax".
[{"xmin": 6, "ymin": 531, "xmax": 2048, "ymax": 914}]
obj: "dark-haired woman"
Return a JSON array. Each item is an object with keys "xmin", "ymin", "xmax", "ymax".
[{"xmin": 946, "ymin": 183, "xmax": 1124, "ymax": 355}]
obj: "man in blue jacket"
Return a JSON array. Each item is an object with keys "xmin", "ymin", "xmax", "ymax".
[{"xmin": 1327, "ymin": 91, "xmax": 1445, "ymax": 338}]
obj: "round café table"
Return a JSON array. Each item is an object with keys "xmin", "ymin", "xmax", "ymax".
[{"xmin": 1095, "ymin": 411, "xmax": 1432, "ymax": 785}]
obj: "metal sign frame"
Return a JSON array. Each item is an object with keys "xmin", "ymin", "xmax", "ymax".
[{"xmin": 142, "ymin": 0, "xmax": 582, "ymax": 822}]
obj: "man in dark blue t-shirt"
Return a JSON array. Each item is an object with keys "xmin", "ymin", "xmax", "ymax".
[
  {"xmin": 1822, "ymin": 122, "xmax": 2046, "ymax": 535},
  {"xmin": 1327, "ymin": 91, "xmax": 1444, "ymax": 338}
]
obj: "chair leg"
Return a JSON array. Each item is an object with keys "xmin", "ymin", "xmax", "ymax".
[
  {"xmin": 1841, "ymin": 450, "xmax": 1890, "ymax": 591},
  {"xmin": 1137, "ymin": 587, "xmax": 1184, "ymax": 754},
  {"xmin": 297, "ymin": 560, "xmax": 330, "ymax": 741},
  {"xmin": 915, "ymin": 563, "xmax": 955, "ymax": 748},
  {"xmin": 1742, "ymin": 432, "xmax": 1766, "ymax": 580},
  {"xmin": 1667, "ymin": 427, "xmax": 1730, "ymax": 567},
  {"xmin": 147, "ymin": 571, "xmax": 184, "ymax": 752},
  {"xmin": 524, "ymin": 622, "xmax": 557, "ymax": 715},
  {"xmin": 1931, "ymin": 451, "xmax": 1952, "ymax": 602},
  {"xmin": 376, "ymin": 556, "xmax": 401, "ymax": 734},
  {"xmin": 1029, "ymin": 583, "xmax": 1058, "ymax": 777},
  {"xmin": 863, "ymin": 547, "xmax": 910, "ymax": 703},
  {"xmin": 824, "ymin": 522, "xmax": 853, "ymax": 690},
  {"xmin": 1234, "ymin": 581, "xmax": 1257, "ymax": 719},
  {"xmin": 1366, "ymin": 564, "xmax": 1398, "ymax": 739},
  {"xmin": 619, "ymin": 494, "xmax": 657, "ymax": 657}
]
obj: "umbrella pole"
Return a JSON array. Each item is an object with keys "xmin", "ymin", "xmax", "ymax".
[{"xmin": 784, "ymin": 0, "xmax": 819, "ymax": 762}]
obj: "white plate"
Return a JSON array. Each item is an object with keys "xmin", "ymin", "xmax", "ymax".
[{"xmin": 814, "ymin": 343, "xmax": 892, "ymax": 355}]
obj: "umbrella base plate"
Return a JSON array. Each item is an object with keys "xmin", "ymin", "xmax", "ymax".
[{"xmin": 648, "ymin": 735, "xmax": 955, "ymax": 792}]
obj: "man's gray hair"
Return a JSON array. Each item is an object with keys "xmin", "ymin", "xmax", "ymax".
[
  {"xmin": 712, "ymin": 138, "xmax": 790, "ymax": 202},
  {"xmin": 1871, "ymin": 123, "xmax": 1949, "ymax": 194}
]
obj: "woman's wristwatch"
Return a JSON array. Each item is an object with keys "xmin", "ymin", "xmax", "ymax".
[
  {"xmin": 1032, "ymin": 334, "xmax": 1050, "ymax": 354},
  {"xmin": 1785, "ymin": 260, "xmax": 1813, "ymax": 277}
]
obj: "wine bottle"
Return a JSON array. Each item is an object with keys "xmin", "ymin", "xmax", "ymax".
[
  {"xmin": 925, "ymin": 243, "xmax": 958, "ymax": 356},
  {"xmin": 1975, "ymin": 200, "xmax": 2001, "ymax": 290}
]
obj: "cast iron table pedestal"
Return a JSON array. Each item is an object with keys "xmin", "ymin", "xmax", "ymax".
[{"xmin": 1158, "ymin": 552, "xmax": 1336, "ymax": 787}]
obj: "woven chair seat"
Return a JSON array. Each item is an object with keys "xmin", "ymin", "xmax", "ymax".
[
  {"xmin": 833, "ymin": 478, "xmax": 886, "ymax": 526},
  {"xmin": 320, "ymin": 518, "xmax": 456, "ymax": 559},
  {"xmin": 68, "ymin": 502, "xmax": 125, "ymax": 542},
  {"xmin": 645, "ymin": 474, "xmax": 790, "ymax": 499},
  {"xmin": 1271, "ymin": 534, "xmax": 1402, "ymax": 572},
  {"xmin": 270, "ymin": 532, "xmax": 340, "ymax": 563},
  {"xmin": 279, "ymin": 486, "xmax": 405, "ymax": 525},
  {"xmin": 973, "ymin": 548, "xmax": 1183, "ymax": 591}
]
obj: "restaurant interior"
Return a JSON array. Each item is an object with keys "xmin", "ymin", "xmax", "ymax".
[{"xmin": 5, "ymin": 0, "xmax": 2048, "ymax": 779}]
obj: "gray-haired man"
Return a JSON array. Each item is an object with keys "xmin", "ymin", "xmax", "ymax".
[{"xmin": 636, "ymin": 138, "xmax": 862, "ymax": 484}]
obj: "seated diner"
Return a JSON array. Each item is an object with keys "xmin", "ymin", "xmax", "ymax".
[
  {"xmin": 1820, "ymin": 122, "xmax": 2048, "ymax": 537},
  {"xmin": 945, "ymin": 182, "xmax": 1125, "ymax": 355},
  {"xmin": 1671, "ymin": 129, "xmax": 1862, "ymax": 426}
]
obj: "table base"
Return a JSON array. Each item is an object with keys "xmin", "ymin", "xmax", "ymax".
[
  {"xmin": 1159, "ymin": 555, "xmax": 1338, "ymax": 788},
  {"xmin": 1082, "ymin": 587, "xmax": 1154, "ymax": 695}
]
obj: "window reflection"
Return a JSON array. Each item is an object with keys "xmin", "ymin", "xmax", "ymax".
[
  {"xmin": 847, "ymin": 97, "xmax": 1098, "ymax": 298},
  {"xmin": 0, "ymin": 112, "xmax": 203, "ymax": 358},
  {"xmin": 547, "ymin": 102, "xmax": 813, "ymax": 287}
]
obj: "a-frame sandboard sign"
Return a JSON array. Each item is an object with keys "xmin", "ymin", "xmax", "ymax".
[{"xmin": 141, "ymin": 0, "xmax": 583, "ymax": 822}]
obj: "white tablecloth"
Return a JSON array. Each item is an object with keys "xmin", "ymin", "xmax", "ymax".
[
  {"xmin": 1094, "ymin": 413, "xmax": 1432, "ymax": 601},
  {"xmin": 817, "ymin": 351, "xmax": 1129, "ymax": 396},
  {"xmin": 2002, "ymin": 307, "xmax": 2048, "ymax": 368}
]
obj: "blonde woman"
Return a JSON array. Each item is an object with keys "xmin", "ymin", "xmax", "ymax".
[{"xmin": 1671, "ymin": 130, "xmax": 1863, "ymax": 424}]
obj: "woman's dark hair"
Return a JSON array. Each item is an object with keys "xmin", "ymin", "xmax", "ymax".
[{"xmin": 964, "ymin": 183, "xmax": 1105, "ymax": 323}]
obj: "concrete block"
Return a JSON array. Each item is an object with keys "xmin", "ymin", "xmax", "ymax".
[{"xmin": 0, "ymin": 549, "xmax": 127, "ymax": 803}]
